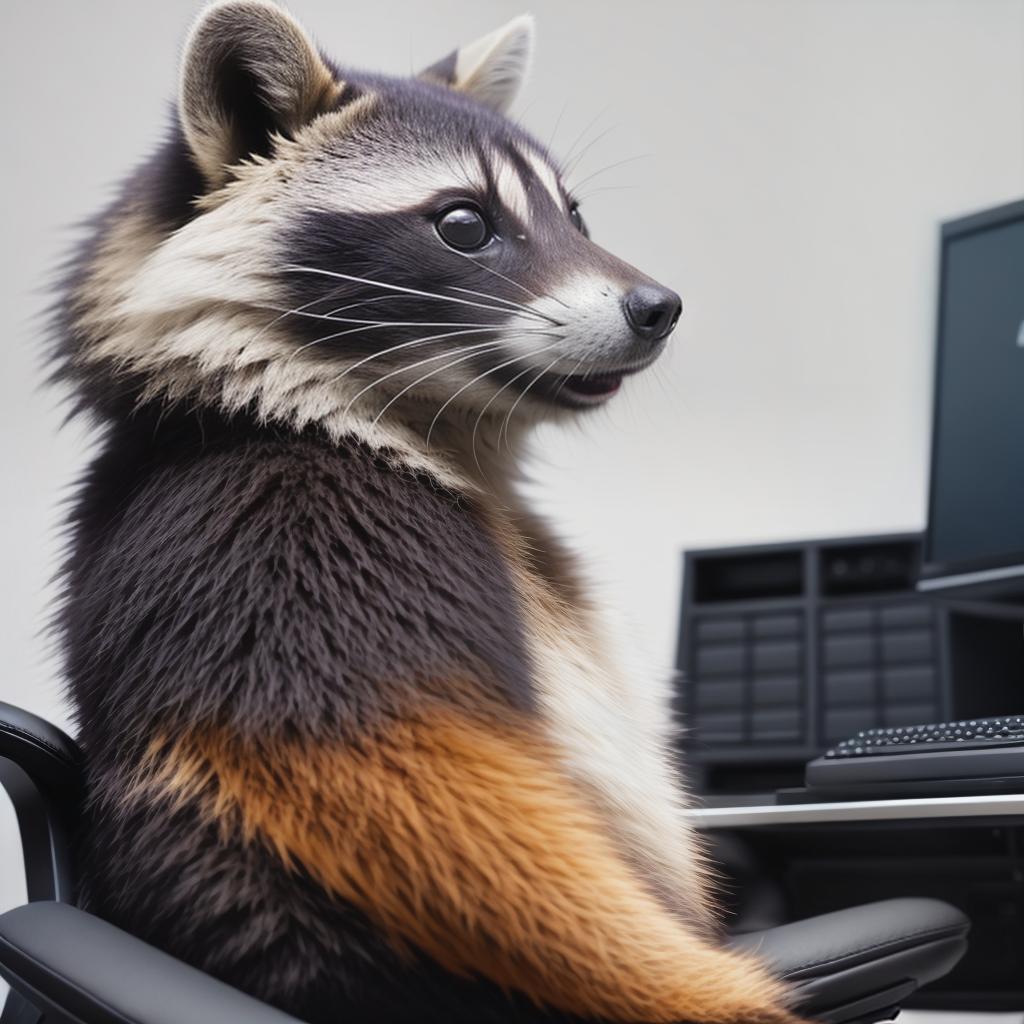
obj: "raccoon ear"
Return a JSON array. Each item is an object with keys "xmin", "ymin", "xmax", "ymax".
[
  {"xmin": 419, "ymin": 14, "xmax": 534, "ymax": 114},
  {"xmin": 179, "ymin": 0, "xmax": 340, "ymax": 188}
]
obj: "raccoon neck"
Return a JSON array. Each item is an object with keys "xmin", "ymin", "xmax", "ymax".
[{"xmin": 390, "ymin": 403, "xmax": 536, "ymax": 507}]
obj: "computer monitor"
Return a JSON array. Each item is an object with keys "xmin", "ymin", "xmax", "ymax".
[{"xmin": 919, "ymin": 198, "xmax": 1024, "ymax": 598}]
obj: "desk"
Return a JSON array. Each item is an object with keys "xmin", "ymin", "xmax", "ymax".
[
  {"xmin": 690, "ymin": 790, "xmax": 1024, "ymax": 1011},
  {"xmin": 691, "ymin": 793, "xmax": 1024, "ymax": 829}
]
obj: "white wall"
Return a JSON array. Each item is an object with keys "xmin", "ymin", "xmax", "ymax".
[
  {"xmin": 0, "ymin": 0, "xmax": 1021, "ymax": 913},
  {"xmin": 526, "ymin": 0, "xmax": 1024, "ymax": 667}
]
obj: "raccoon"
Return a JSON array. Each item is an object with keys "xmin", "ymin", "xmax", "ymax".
[{"xmin": 54, "ymin": 3, "xmax": 801, "ymax": 1022}]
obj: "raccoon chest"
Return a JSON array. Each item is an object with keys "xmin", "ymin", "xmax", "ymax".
[
  {"xmin": 482, "ymin": 506, "xmax": 698, "ymax": 902},
  {"xmin": 494, "ymin": 516, "xmax": 676, "ymax": 823},
  {"xmin": 528, "ymin": 624, "xmax": 663, "ymax": 811},
  {"xmin": 524, "ymin": 619, "xmax": 711, "ymax": 921}
]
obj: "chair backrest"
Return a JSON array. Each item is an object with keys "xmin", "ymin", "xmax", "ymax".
[{"xmin": 0, "ymin": 703, "xmax": 83, "ymax": 903}]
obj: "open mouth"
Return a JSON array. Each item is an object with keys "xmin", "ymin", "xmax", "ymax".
[
  {"xmin": 535, "ymin": 359, "xmax": 657, "ymax": 408},
  {"xmin": 557, "ymin": 371, "xmax": 625, "ymax": 405}
]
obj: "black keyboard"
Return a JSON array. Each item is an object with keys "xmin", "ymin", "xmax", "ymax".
[
  {"xmin": 825, "ymin": 715, "xmax": 1024, "ymax": 758},
  {"xmin": 805, "ymin": 715, "xmax": 1024, "ymax": 793}
]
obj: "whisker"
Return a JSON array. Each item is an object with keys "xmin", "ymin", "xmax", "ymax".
[
  {"xmin": 281, "ymin": 310, "xmax": 550, "ymax": 366},
  {"xmin": 470, "ymin": 360, "xmax": 552, "ymax": 478},
  {"xmin": 242, "ymin": 283, "xmax": 352, "ymax": 356},
  {"xmin": 425, "ymin": 339, "xmax": 563, "ymax": 446},
  {"xmin": 340, "ymin": 335, "xmax": 508, "ymax": 419},
  {"xmin": 500, "ymin": 355, "xmax": 563, "ymax": 450},
  {"xmin": 448, "ymin": 251, "xmax": 571, "ymax": 311},
  {"xmin": 325, "ymin": 327, "xmax": 511, "ymax": 390},
  {"xmin": 551, "ymin": 355, "xmax": 589, "ymax": 401},
  {"xmin": 322, "ymin": 290, "xmax": 538, "ymax": 321},
  {"xmin": 546, "ymin": 99, "xmax": 569, "ymax": 155},
  {"xmin": 515, "ymin": 96, "xmax": 540, "ymax": 125},
  {"xmin": 286, "ymin": 320, "xmax": 400, "ymax": 362},
  {"xmin": 569, "ymin": 154, "xmax": 650, "ymax": 193},
  {"xmin": 324, "ymin": 290, "xmax": 536, "ymax": 322},
  {"xmin": 560, "ymin": 104, "xmax": 614, "ymax": 172},
  {"xmin": 281, "ymin": 265, "xmax": 551, "ymax": 322},
  {"xmin": 448, "ymin": 286, "xmax": 562, "ymax": 325},
  {"xmin": 367, "ymin": 340, "xmax": 511, "ymax": 427},
  {"xmin": 563, "ymin": 123, "xmax": 617, "ymax": 179},
  {"xmin": 575, "ymin": 184, "xmax": 640, "ymax": 201},
  {"xmin": 263, "ymin": 306, "xmax": 523, "ymax": 329},
  {"xmin": 324, "ymin": 293, "xmax": 404, "ymax": 317}
]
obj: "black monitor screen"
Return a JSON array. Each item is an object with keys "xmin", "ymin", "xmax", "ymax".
[{"xmin": 925, "ymin": 203, "xmax": 1024, "ymax": 578}]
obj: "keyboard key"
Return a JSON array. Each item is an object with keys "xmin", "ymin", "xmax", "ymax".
[{"xmin": 820, "ymin": 714, "xmax": 1024, "ymax": 759}]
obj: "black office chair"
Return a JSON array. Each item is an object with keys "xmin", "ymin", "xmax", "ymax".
[{"xmin": 0, "ymin": 702, "xmax": 969, "ymax": 1024}]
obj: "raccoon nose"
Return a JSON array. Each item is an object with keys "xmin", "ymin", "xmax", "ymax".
[{"xmin": 623, "ymin": 285, "xmax": 682, "ymax": 342}]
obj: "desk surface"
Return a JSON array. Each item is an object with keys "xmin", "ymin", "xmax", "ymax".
[{"xmin": 691, "ymin": 792, "xmax": 1024, "ymax": 828}]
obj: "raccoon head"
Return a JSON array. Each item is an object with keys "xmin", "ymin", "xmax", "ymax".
[{"xmin": 64, "ymin": 0, "xmax": 680, "ymax": 457}]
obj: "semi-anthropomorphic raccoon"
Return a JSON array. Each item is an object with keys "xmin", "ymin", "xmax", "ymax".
[{"xmin": 55, "ymin": 3, "xmax": 803, "ymax": 1022}]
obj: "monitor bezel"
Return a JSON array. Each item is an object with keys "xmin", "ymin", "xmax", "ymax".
[{"xmin": 918, "ymin": 197, "xmax": 1024, "ymax": 593}]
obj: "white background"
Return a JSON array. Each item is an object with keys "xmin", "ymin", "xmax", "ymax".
[{"xmin": 1, "ymin": 2, "xmax": 1022, "ymax": 997}]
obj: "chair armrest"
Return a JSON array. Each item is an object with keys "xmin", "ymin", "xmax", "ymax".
[
  {"xmin": 0, "ymin": 902, "xmax": 303, "ymax": 1024},
  {"xmin": 0, "ymin": 703, "xmax": 82, "ymax": 795},
  {"xmin": 729, "ymin": 898, "xmax": 969, "ymax": 1023},
  {"xmin": 0, "ymin": 704, "xmax": 83, "ymax": 902}
]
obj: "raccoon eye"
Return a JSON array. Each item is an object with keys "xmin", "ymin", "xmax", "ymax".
[
  {"xmin": 436, "ymin": 206, "xmax": 491, "ymax": 251},
  {"xmin": 569, "ymin": 202, "xmax": 588, "ymax": 237}
]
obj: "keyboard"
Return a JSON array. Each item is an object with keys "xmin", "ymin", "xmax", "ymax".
[
  {"xmin": 805, "ymin": 715, "xmax": 1024, "ymax": 793},
  {"xmin": 825, "ymin": 715, "xmax": 1024, "ymax": 758}
]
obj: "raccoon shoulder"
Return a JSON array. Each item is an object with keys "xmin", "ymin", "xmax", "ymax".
[{"xmin": 62, "ymin": 423, "xmax": 533, "ymax": 748}]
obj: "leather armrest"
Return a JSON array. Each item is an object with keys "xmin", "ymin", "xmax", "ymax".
[
  {"xmin": 0, "ymin": 705, "xmax": 83, "ymax": 902},
  {"xmin": 729, "ymin": 898, "xmax": 969, "ymax": 1023},
  {"xmin": 0, "ymin": 902, "xmax": 302, "ymax": 1024},
  {"xmin": 0, "ymin": 702, "xmax": 82, "ymax": 794}
]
